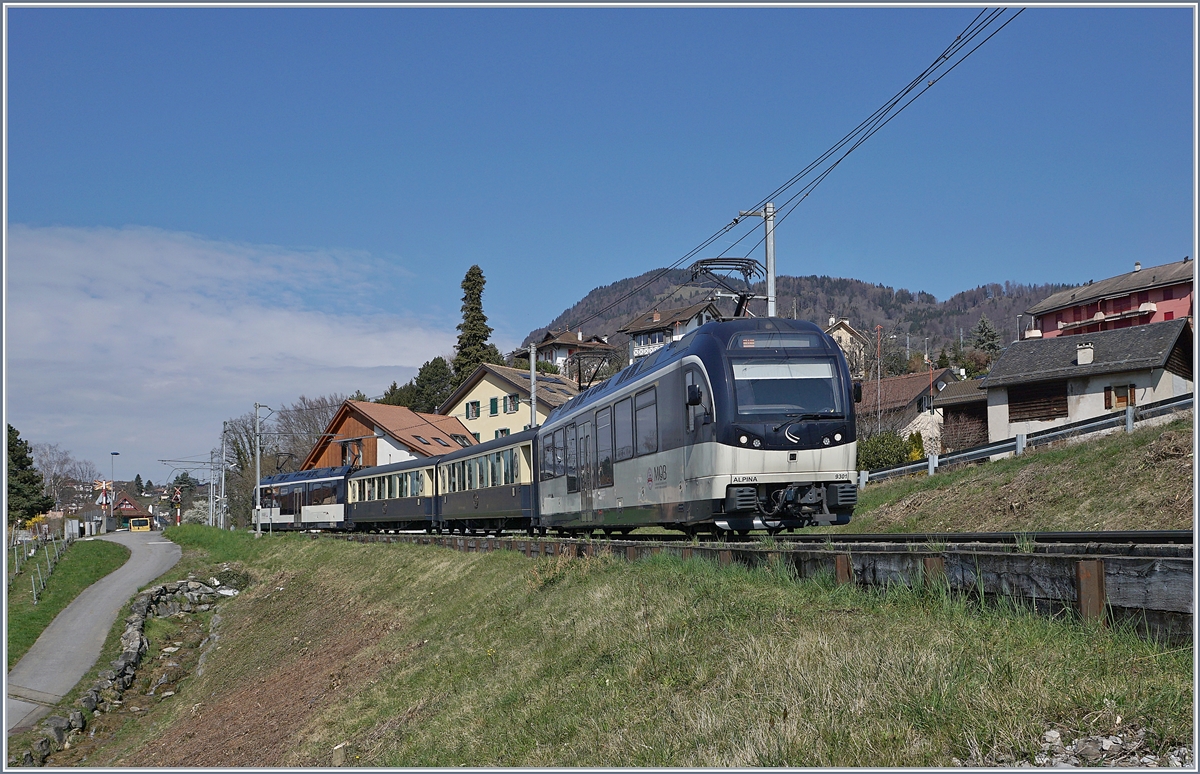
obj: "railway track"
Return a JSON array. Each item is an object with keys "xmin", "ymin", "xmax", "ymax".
[
  {"xmin": 326, "ymin": 527, "xmax": 1192, "ymax": 642},
  {"xmin": 352, "ymin": 527, "xmax": 1193, "ymax": 556}
]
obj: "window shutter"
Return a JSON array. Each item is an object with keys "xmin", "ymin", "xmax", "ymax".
[
  {"xmin": 1104, "ymin": 386, "xmax": 1112, "ymax": 409},
  {"xmin": 490, "ymin": 397, "xmax": 498, "ymax": 416},
  {"xmin": 1128, "ymin": 384, "xmax": 1136, "ymax": 406}
]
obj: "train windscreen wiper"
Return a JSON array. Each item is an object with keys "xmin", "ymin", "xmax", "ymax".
[{"xmin": 773, "ymin": 412, "xmax": 843, "ymax": 431}]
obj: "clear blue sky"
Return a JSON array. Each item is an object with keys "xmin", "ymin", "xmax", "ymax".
[{"xmin": 5, "ymin": 6, "xmax": 1194, "ymax": 479}]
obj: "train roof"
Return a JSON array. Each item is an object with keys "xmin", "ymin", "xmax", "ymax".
[
  {"xmin": 260, "ymin": 465, "xmax": 353, "ymax": 486},
  {"xmin": 348, "ymin": 456, "xmax": 437, "ymax": 479},
  {"xmin": 350, "ymin": 428, "xmax": 539, "ymax": 478},
  {"xmin": 436, "ymin": 427, "xmax": 539, "ymax": 463},
  {"xmin": 547, "ymin": 317, "xmax": 839, "ymax": 422}
]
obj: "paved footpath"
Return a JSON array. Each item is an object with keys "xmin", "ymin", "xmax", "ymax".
[{"xmin": 6, "ymin": 530, "xmax": 181, "ymax": 733}]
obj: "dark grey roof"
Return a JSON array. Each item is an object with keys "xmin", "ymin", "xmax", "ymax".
[
  {"xmin": 981, "ymin": 319, "xmax": 1190, "ymax": 388},
  {"xmin": 1025, "ymin": 259, "xmax": 1193, "ymax": 316},
  {"xmin": 931, "ymin": 378, "xmax": 986, "ymax": 408},
  {"xmin": 618, "ymin": 301, "xmax": 722, "ymax": 336}
]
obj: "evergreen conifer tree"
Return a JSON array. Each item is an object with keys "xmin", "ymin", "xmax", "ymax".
[
  {"xmin": 451, "ymin": 265, "xmax": 505, "ymax": 387},
  {"xmin": 971, "ymin": 314, "xmax": 1002, "ymax": 356},
  {"xmin": 936, "ymin": 347, "xmax": 950, "ymax": 369},
  {"xmin": 412, "ymin": 357, "xmax": 454, "ymax": 413},
  {"xmin": 8, "ymin": 424, "xmax": 54, "ymax": 525},
  {"xmin": 134, "ymin": 473, "xmax": 144, "ymax": 495}
]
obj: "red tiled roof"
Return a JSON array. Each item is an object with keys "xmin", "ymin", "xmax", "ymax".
[{"xmin": 302, "ymin": 401, "xmax": 475, "ymax": 468}]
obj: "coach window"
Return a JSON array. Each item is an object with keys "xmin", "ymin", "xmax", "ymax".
[
  {"xmin": 309, "ymin": 480, "xmax": 336, "ymax": 506},
  {"xmin": 541, "ymin": 434, "xmax": 555, "ymax": 480},
  {"xmin": 595, "ymin": 407, "xmax": 614, "ymax": 487},
  {"xmin": 614, "ymin": 397, "xmax": 634, "ymax": 461},
  {"xmin": 566, "ymin": 424, "xmax": 579, "ymax": 492},
  {"xmin": 634, "ymin": 387, "xmax": 658, "ymax": 456},
  {"xmin": 553, "ymin": 428, "xmax": 567, "ymax": 478}
]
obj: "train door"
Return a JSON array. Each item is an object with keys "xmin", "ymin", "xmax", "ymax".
[
  {"xmin": 683, "ymin": 365, "xmax": 714, "ymax": 481},
  {"xmin": 293, "ymin": 485, "xmax": 304, "ymax": 528},
  {"xmin": 577, "ymin": 420, "xmax": 594, "ymax": 523}
]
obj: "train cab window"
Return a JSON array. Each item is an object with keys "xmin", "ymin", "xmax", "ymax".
[
  {"xmin": 541, "ymin": 434, "xmax": 555, "ymax": 481},
  {"xmin": 614, "ymin": 398, "xmax": 634, "ymax": 461},
  {"xmin": 595, "ymin": 407, "xmax": 614, "ymax": 487},
  {"xmin": 566, "ymin": 424, "xmax": 579, "ymax": 492},
  {"xmin": 553, "ymin": 428, "xmax": 567, "ymax": 477},
  {"xmin": 634, "ymin": 388, "xmax": 658, "ymax": 456}
]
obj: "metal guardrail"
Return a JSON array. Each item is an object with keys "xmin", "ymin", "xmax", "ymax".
[{"xmin": 864, "ymin": 393, "xmax": 1193, "ymax": 484}]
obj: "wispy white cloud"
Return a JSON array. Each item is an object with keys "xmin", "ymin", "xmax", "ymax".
[{"xmin": 5, "ymin": 225, "xmax": 457, "ymax": 479}]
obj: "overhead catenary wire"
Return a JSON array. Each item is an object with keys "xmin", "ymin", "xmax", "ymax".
[{"xmin": 562, "ymin": 8, "xmax": 1022, "ymax": 334}]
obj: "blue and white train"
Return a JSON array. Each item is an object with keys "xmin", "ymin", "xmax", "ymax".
[{"xmin": 255, "ymin": 317, "xmax": 861, "ymax": 537}]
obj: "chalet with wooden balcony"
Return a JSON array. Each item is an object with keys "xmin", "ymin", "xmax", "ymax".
[
  {"xmin": 533, "ymin": 329, "xmax": 613, "ymax": 372},
  {"xmin": 301, "ymin": 400, "xmax": 474, "ymax": 470},
  {"xmin": 618, "ymin": 301, "xmax": 723, "ymax": 363},
  {"xmin": 1025, "ymin": 258, "xmax": 1193, "ymax": 340}
]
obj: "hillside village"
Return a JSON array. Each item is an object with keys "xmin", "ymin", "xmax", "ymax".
[{"xmin": 13, "ymin": 258, "xmax": 1194, "ymax": 534}]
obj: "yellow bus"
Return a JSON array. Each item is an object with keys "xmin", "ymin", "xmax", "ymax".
[{"xmin": 129, "ymin": 517, "xmax": 152, "ymax": 532}]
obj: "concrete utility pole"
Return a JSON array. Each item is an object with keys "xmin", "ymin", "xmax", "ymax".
[
  {"xmin": 528, "ymin": 344, "xmax": 537, "ymax": 430},
  {"xmin": 219, "ymin": 421, "xmax": 228, "ymax": 530},
  {"xmin": 254, "ymin": 403, "xmax": 266, "ymax": 538},
  {"xmin": 109, "ymin": 452, "xmax": 119, "ymax": 533},
  {"xmin": 739, "ymin": 201, "xmax": 776, "ymax": 317},
  {"xmin": 207, "ymin": 449, "xmax": 216, "ymax": 527}
]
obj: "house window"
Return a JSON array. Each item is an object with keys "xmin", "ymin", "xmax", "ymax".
[
  {"xmin": 1137, "ymin": 291, "xmax": 1149, "ymax": 305},
  {"xmin": 466, "ymin": 401, "xmax": 481, "ymax": 420},
  {"xmin": 1105, "ymin": 384, "xmax": 1137, "ymax": 411},
  {"xmin": 472, "ymin": 432, "xmax": 481, "ymax": 442},
  {"xmin": 1162, "ymin": 286, "xmax": 1174, "ymax": 301},
  {"xmin": 413, "ymin": 436, "xmax": 431, "ymax": 445},
  {"xmin": 434, "ymin": 437, "xmax": 451, "ymax": 447},
  {"xmin": 503, "ymin": 393, "xmax": 519, "ymax": 413},
  {"xmin": 1165, "ymin": 311, "xmax": 1175, "ymax": 321},
  {"xmin": 495, "ymin": 428, "xmax": 510, "ymax": 439},
  {"xmin": 1008, "ymin": 381, "xmax": 1068, "ymax": 422},
  {"xmin": 450, "ymin": 434, "xmax": 471, "ymax": 448},
  {"xmin": 489, "ymin": 397, "xmax": 499, "ymax": 416}
]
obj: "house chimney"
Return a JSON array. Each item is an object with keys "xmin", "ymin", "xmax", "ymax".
[
  {"xmin": 652, "ymin": 311, "xmax": 661, "ymax": 323},
  {"xmin": 1134, "ymin": 261, "xmax": 1142, "ymax": 272},
  {"xmin": 1076, "ymin": 342, "xmax": 1094, "ymax": 366},
  {"xmin": 828, "ymin": 316, "xmax": 836, "ymax": 327}
]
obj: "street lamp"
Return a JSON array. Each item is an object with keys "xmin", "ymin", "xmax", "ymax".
[
  {"xmin": 109, "ymin": 452, "xmax": 119, "ymax": 532},
  {"xmin": 254, "ymin": 403, "xmax": 275, "ymax": 539}
]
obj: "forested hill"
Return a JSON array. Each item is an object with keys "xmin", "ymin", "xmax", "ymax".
[{"xmin": 524, "ymin": 270, "xmax": 1071, "ymax": 355}]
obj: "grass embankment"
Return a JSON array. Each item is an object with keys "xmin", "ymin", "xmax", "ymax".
[
  {"xmin": 58, "ymin": 526, "xmax": 1191, "ymax": 768},
  {"xmin": 7, "ymin": 539, "xmax": 130, "ymax": 670},
  {"xmin": 818, "ymin": 416, "xmax": 1193, "ymax": 534}
]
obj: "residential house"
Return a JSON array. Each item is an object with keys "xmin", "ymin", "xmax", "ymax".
[
  {"xmin": 859, "ymin": 368, "xmax": 958, "ymax": 452},
  {"xmin": 824, "ymin": 317, "xmax": 870, "ymax": 378},
  {"xmin": 618, "ymin": 301, "xmax": 723, "ymax": 362},
  {"xmin": 438, "ymin": 363, "xmax": 580, "ymax": 440},
  {"xmin": 981, "ymin": 319, "xmax": 1192, "ymax": 442},
  {"xmin": 931, "ymin": 378, "xmax": 988, "ymax": 451},
  {"xmin": 301, "ymin": 400, "xmax": 475, "ymax": 470},
  {"xmin": 1025, "ymin": 258, "xmax": 1193, "ymax": 339},
  {"xmin": 533, "ymin": 329, "xmax": 614, "ymax": 373},
  {"xmin": 112, "ymin": 490, "xmax": 151, "ymax": 530}
]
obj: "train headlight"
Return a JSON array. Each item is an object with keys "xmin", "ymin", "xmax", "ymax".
[
  {"xmin": 752, "ymin": 438, "xmax": 762, "ymax": 448},
  {"xmin": 834, "ymin": 432, "xmax": 843, "ymax": 442},
  {"xmin": 739, "ymin": 435, "xmax": 749, "ymax": 445}
]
